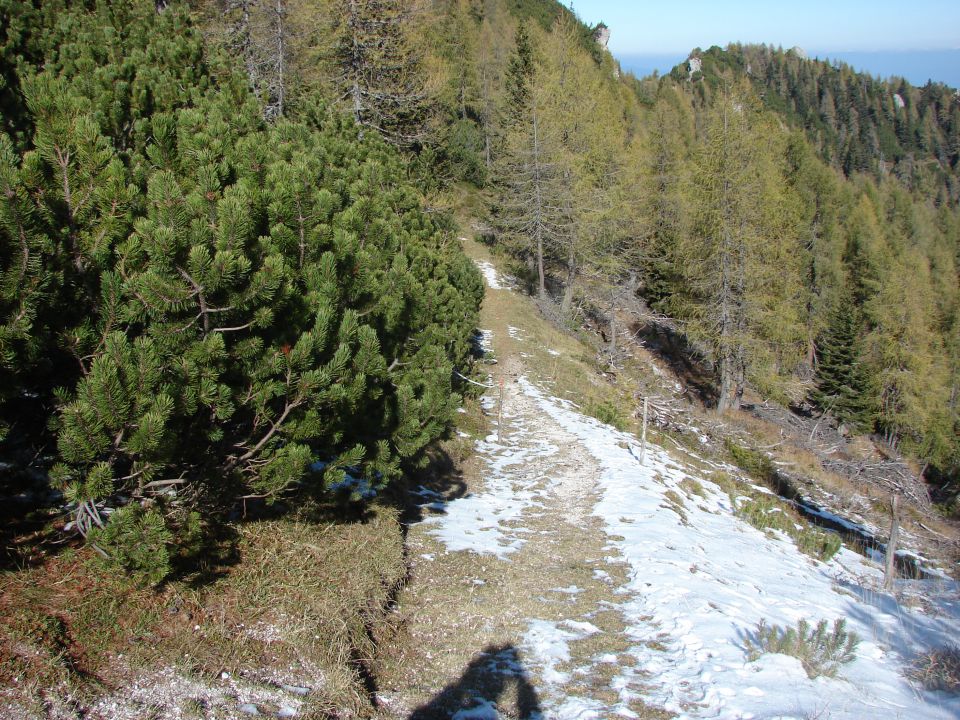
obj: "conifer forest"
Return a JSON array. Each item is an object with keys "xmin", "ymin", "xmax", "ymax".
[{"xmin": 1, "ymin": 1, "xmax": 960, "ymax": 718}]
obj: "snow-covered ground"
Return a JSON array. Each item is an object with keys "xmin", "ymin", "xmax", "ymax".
[{"xmin": 423, "ymin": 370, "xmax": 960, "ymax": 719}]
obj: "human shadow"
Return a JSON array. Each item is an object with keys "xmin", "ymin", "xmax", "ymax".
[{"xmin": 409, "ymin": 644, "xmax": 544, "ymax": 719}]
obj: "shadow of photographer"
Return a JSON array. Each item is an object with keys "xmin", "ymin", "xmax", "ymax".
[{"xmin": 409, "ymin": 643, "xmax": 543, "ymax": 719}]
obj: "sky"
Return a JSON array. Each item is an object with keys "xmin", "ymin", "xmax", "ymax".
[{"xmin": 573, "ymin": 0, "xmax": 960, "ymax": 55}]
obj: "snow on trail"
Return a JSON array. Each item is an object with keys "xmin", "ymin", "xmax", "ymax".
[
  {"xmin": 423, "ymin": 360, "xmax": 960, "ymax": 718},
  {"xmin": 422, "ymin": 407, "xmax": 559, "ymax": 557},
  {"xmin": 474, "ymin": 259, "xmax": 506, "ymax": 290},
  {"xmin": 518, "ymin": 377, "xmax": 960, "ymax": 720}
]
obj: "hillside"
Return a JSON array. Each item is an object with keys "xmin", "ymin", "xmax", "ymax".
[
  {"xmin": 380, "ymin": 243, "xmax": 960, "ymax": 719},
  {"xmin": 2, "ymin": 0, "xmax": 960, "ymax": 717},
  {"xmin": 667, "ymin": 43, "xmax": 960, "ymax": 204}
]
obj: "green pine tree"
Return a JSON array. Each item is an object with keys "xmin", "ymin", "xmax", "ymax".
[{"xmin": 810, "ymin": 289, "xmax": 874, "ymax": 430}]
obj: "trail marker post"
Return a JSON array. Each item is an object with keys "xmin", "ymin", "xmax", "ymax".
[
  {"xmin": 884, "ymin": 493, "xmax": 900, "ymax": 591},
  {"xmin": 498, "ymin": 376, "xmax": 505, "ymax": 443},
  {"xmin": 640, "ymin": 397, "xmax": 648, "ymax": 464}
]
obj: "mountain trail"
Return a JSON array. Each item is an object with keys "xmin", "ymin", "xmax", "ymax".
[
  {"xmin": 379, "ymin": 257, "xmax": 655, "ymax": 717},
  {"xmin": 378, "ymin": 240, "xmax": 960, "ymax": 720}
]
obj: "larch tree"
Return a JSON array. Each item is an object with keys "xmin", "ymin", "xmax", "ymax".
[
  {"xmin": 495, "ymin": 16, "xmax": 631, "ymax": 313},
  {"xmin": 328, "ymin": 0, "xmax": 430, "ymax": 147},
  {"xmin": 678, "ymin": 89, "xmax": 804, "ymax": 411},
  {"xmin": 222, "ymin": 0, "xmax": 293, "ymax": 120},
  {"xmin": 863, "ymin": 248, "xmax": 950, "ymax": 456},
  {"xmin": 535, "ymin": 15, "xmax": 630, "ymax": 318}
]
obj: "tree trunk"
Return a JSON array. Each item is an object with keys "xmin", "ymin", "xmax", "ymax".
[
  {"xmin": 531, "ymin": 104, "xmax": 546, "ymax": 299},
  {"xmin": 560, "ymin": 245, "xmax": 576, "ymax": 317},
  {"xmin": 883, "ymin": 494, "xmax": 900, "ymax": 590},
  {"xmin": 270, "ymin": 0, "xmax": 285, "ymax": 120}
]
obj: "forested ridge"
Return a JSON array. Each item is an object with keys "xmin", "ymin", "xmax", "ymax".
[
  {"xmin": 672, "ymin": 44, "xmax": 960, "ymax": 205},
  {"xmin": 2, "ymin": 0, "xmax": 959, "ymax": 598}
]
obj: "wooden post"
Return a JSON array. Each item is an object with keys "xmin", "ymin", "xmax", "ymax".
[
  {"xmin": 640, "ymin": 397, "xmax": 648, "ymax": 464},
  {"xmin": 884, "ymin": 494, "xmax": 900, "ymax": 591},
  {"xmin": 497, "ymin": 376, "xmax": 505, "ymax": 444}
]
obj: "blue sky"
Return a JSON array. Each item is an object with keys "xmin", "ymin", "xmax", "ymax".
[{"xmin": 573, "ymin": 0, "xmax": 960, "ymax": 55}]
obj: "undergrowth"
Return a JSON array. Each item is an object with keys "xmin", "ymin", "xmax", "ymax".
[
  {"xmin": 735, "ymin": 494, "xmax": 842, "ymax": 561},
  {"xmin": 725, "ymin": 440, "xmax": 841, "ymax": 562},
  {"xmin": 585, "ymin": 400, "xmax": 628, "ymax": 431},
  {"xmin": 744, "ymin": 618, "xmax": 859, "ymax": 678},
  {"xmin": 725, "ymin": 439, "xmax": 776, "ymax": 483},
  {"xmin": 910, "ymin": 645, "xmax": 960, "ymax": 694}
]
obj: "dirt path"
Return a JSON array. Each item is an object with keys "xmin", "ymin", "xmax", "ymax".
[{"xmin": 376, "ymin": 244, "xmax": 663, "ymax": 719}]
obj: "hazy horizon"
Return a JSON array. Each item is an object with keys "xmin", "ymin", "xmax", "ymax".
[
  {"xmin": 576, "ymin": 0, "xmax": 959, "ymax": 87},
  {"xmin": 616, "ymin": 48, "xmax": 960, "ymax": 89},
  {"xmin": 576, "ymin": 0, "xmax": 959, "ymax": 54}
]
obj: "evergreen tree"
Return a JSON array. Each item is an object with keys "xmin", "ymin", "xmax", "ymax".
[
  {"xmin": 783, "ymin": 132, "xmax": 847, "ymax": 369},
  {"xmin": 810, "ymin": 289, "xmax": 874, "ymax": 430},
  {"xmin": 641, "ymin": 87, "xmax": 691, "ymax": 311},
  {"xmin": 504, "ymin": 22, "xmax": 534, "ymax": 126}
]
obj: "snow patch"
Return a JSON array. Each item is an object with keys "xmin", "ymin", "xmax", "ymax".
[
  {"xmin": 517, "ymin": 376, "xmax": 960, "ymax": 719},
  {"xmin": 421, "ymin": 385, "xmax": 558, "ymax": 558},
  {"xmin": 474, "ymin": 260, "xmax": 505, "ymax": 290}
]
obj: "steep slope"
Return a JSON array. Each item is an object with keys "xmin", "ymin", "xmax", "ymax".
[{"xmin": 383, "ymin": 241, "xmax": 960, "ymax": 719}]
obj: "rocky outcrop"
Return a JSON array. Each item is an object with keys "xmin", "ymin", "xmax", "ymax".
[{"xmin": 593, "ymin": 23, "xmax": 610, "ymax": 49}]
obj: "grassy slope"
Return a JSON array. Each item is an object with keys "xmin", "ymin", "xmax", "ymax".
[{"xmin": 0, "ymin": 507, "xmax": 406, "ymax": 718}]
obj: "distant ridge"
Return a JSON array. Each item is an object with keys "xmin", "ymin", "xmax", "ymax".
[
  {"xmin": 660, "ymin": 44, "xmax": 960, "ymax": 204},
  {"xmin": 617, "ymin": 49, "xmax": 960, "ymax": 89}
]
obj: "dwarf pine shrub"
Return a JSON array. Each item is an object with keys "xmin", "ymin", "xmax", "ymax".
[
  {"xmin": 1, "ymin": 0, "xmax": 483, "ymax": 584},
  {"xmin": 744, "ymin": 617, "xmax": 859, "ymax": 678},
  {"xmin": 585, "ymin": 400, "xmax": 627, "ymax": 430}
]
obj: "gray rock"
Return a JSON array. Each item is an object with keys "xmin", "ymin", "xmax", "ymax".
[{"xmin": 281, "ymin": 685, "xmax": 311, "ymax": 696}]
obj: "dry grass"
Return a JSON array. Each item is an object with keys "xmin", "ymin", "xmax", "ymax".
[
  {"xmin": 0, "ymin": 507, "xmax": 408, "ymax": 718},
  {"xmin": 909, "ymin": 645, "xmax": 960, "ymax": 694},
  {"xmin": 0, "ymin": 546, "xmax": 165, "ymax": 711}
]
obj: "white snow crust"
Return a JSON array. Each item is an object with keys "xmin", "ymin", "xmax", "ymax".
[
  {"xmin": 475, "ymin": 260, "xmax": 505, "ymax": 290},
  {"xmin": 425, "ymin": 371, "xmax": 960, "ymax": 719}
]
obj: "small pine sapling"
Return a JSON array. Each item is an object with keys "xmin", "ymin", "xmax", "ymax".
[{"xmin": 744, "ymin": 617, "xmax": 859, "ymax": 678}]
